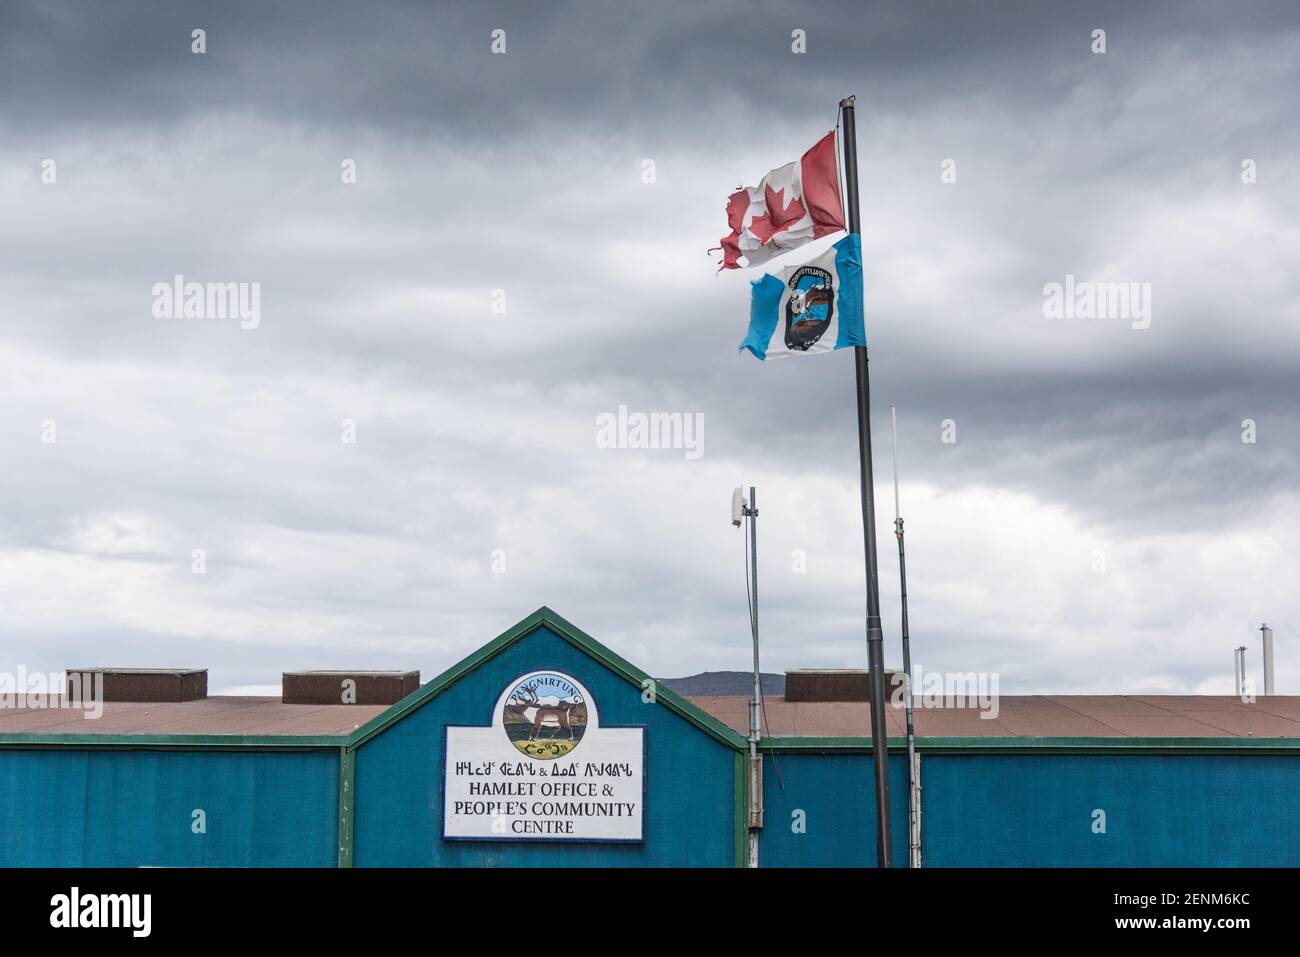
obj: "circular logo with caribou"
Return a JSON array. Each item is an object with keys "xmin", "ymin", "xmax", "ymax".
[
  {"xmin": 784, "ymin": 264, "xmax": 834, "ymax": 351},
  {"xmin": 502, "ymin": 672, "xmax": 588, "ymax": 759}
]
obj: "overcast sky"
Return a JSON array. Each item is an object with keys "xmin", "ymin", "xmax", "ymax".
[{"xmin": 2, "ymin": 0, "xmax": 1297, "ymax": 696}]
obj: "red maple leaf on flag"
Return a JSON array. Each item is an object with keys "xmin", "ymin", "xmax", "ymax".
[{"xmin": 746, "ymin": 184, "xmax": 806, "ymax": 245}]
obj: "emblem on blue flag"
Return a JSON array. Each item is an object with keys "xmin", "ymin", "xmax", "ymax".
[{"xmin": 739, "ymin": 234, "xmax": 865, "ymax": 360}]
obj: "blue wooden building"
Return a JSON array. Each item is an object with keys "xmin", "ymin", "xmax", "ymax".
[{"xmin": 2, "ymin": 608, "xmax": 1297, "ymax": 867}]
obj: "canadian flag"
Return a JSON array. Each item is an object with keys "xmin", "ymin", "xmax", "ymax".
[{"xmin": 716, "ymin": 131, "xmax": 846, "ymax": 270}]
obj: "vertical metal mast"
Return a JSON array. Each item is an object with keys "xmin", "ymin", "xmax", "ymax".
[
  {"xmin": 840, "ymin": 95, "xmax": 893, "ymax": 867},
  {"xmin": 745, "ymin": 488, "xmax": 763, "ymax": 867},
  {"xmin": 891, "ymin": 405, "xmax": 921, "ymax": 868}
]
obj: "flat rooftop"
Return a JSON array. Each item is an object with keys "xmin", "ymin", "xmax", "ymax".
[
  {"xmin": 4, "ymin": 694, "xmax": 1300, "ymax": 739},
  {"xmin": 0, "ymin": 696, "xmax": 388, "ymax": 737},
  {"xmin": 687, "ymin": 694, "xmax": 1300, "ymax": 738}
]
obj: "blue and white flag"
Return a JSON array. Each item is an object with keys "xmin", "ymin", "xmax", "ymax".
[{"xmin": 739, "ymin": 234, "xmax": 865, "ymax": 360}]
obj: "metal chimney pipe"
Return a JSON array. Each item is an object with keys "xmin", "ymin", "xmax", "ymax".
[{"xmin": 1260, "ymin": 624, "xmax": 1275, "ymax": 696}]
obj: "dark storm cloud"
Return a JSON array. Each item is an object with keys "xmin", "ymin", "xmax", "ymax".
[
  {"xmin": 5, "ymin": 1, "xmax": 1296, "ymax": 136},
  {"xmin": 1, "ymin": 0, "xmax": 1298, "ymax": 694}
]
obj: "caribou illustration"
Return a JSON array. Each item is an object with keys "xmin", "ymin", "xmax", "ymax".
[
  {"xmin": 790, "ymin": 282, "xmax": 831, "ymax": 317},
  {"xmin": 786, "ymin": 282, "xmax": 833, "ymax": 348},
  {"xmin": 505, "ymin": 681, "xmax": 582, "ymax": 741}
]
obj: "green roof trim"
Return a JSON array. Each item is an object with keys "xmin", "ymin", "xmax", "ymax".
[
  {"xmin": 762, "ymin": 735, "xmax": 1300, "ymax": 754},
  {"xmin": 346, "ymin": 606, "xmax": 747, "ymax": 752},
  {"xmin": 0, "ymin": 733, "xmax": 344, "ymax": 750}
]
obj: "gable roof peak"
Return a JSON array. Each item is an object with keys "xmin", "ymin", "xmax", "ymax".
[{"xmin": 346, "ymin": 607, "xmax": 745, "ymax": 752}]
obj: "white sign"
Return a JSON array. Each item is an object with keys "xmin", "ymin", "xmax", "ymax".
[{"xmin": 443, "ymin": 670, "xmax": 644, "ymax": 842}]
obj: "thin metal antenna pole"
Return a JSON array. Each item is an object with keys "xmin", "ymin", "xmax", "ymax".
[
  {"xmin": 891, "ymin": 405, "xmax": 921, "ymax": 868},
  {"xmin": 746, "ymin": 487, "xmax": 763, "ymax": 867}
]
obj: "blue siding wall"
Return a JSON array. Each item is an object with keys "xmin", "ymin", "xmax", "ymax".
[
  {"xmin": 922, "ymin": 753, "xmax": 1300, "ymax": 867},
  {"xmin": 0, "ymin": 749, "xmax": 338, "ymax": 867},
  {"xmin": 758, "ymin": 752, "xmax": 910, "ymax": 867},
  {"xmin": 354, "ymin": 627, "xmax": 737, "ymax": 867}
]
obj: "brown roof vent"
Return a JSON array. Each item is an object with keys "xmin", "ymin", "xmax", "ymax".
[
  {"xmin": 784, "ymin": 668, "xmax": 902, "ymax": 703},
  {"xmin": 281, "ymin": 670, "xmax": 420, "ymax": 706},
  {"xmin": 66, "ymin": 668, "xmax": 208, "ymax": 702}
]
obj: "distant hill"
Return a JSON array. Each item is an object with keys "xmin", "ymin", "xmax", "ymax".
[{"xmin": 658, "ymin": 671, "xmax": 785, "ymax": 697}]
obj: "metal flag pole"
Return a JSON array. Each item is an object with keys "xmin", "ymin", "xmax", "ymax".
[
  {"xmin": 734, "ymin": 486, "xmax": 764, "ymax": 867},
  {"xmin": 891, "ymin": 405, "xmax": 921, "ymax": 868},
  {"xmin": 840, "ymin": 95, "xmax": 892, "ymax": 867},
  {"xmin": 746, "ymin": 487, "xmax": 763, "ymax": 868}
]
